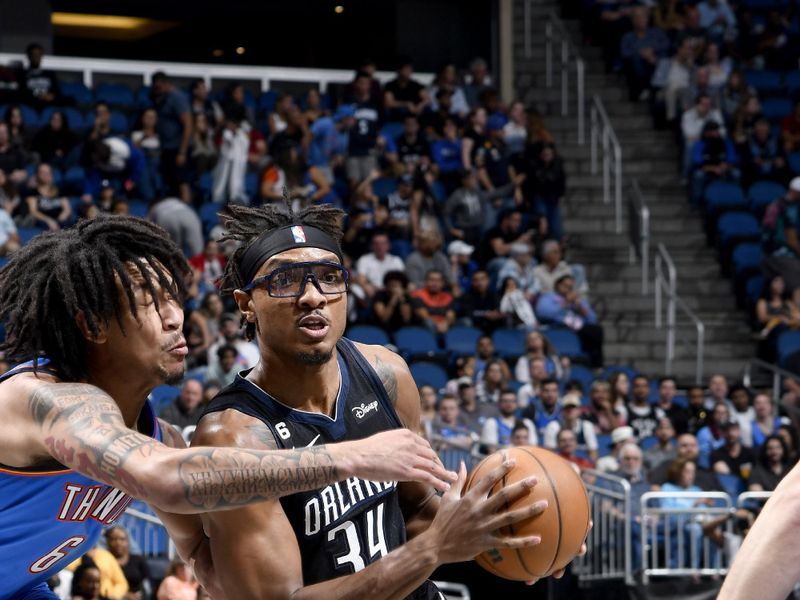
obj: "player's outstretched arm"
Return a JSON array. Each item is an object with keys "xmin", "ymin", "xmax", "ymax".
[
  {"xmin": 17, "ymin": 380, "xmax": 455, "ymax": 514},
  {"xmin": 718, "ymin": 463, "xmax": 800, "ymax": 600}
]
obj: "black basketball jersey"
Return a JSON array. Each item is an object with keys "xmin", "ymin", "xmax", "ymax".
[{"xmin": 202, "ymin": 337, "xmax": 441, "ymax": 599}]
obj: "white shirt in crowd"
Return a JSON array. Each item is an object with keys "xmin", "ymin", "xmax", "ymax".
[
  {"xmin": 481, "ymin": 415, "xmax": 539, "ymax": 448},
  {"xmin": 355, "ymin": 252, "xmax": 406, "ymax": 289}
]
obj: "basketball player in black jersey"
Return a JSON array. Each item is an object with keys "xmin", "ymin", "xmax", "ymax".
[{"xmin": 194, "ymin": 203, "xmax": 569, "ymax": 598}]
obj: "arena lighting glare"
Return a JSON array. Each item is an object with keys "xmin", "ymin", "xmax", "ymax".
[
  {"xmin": 236, "ymin": 47, "xmax": 246, "ymax": 55},
  {"xmin": 334, "ymin": 5, "xmax": 345, "ymax": 13},
  {"xmin": 212, "ymin": 49, "xmax": 224, "ymax": 57}
]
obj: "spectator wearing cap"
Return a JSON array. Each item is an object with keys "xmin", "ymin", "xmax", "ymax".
[
  {"xmin": 371, "ymin": 270, "xmax": 414, "ymax": 332},
  {"xmin": 447, "ymin": 239, "xmax": 478, "ymax": 296},
  {"xmin": 354, "ymin": 231, "xmax": 406, "ymax": 299},
  {"xmin": 445, "ymin": 169, "xmax": 517, "ymax": 248},
  {"xmin": 206, "ymin": 312, "xmax": 260, "ymax": 370},
  {"xmin": 711, "ymin": 419, "xmax": 755, "ymax": 484},
  {"xmin": 497, "ymin": 242, "xmax": 540, "ymax": 302},
  {"xmin": 536, "ymin": 274, "xmax": 604, "ymax": 368},
  {"xmin": 481, "ymin": 389, "xmax": 538, "ymax": 452},
  {"xmin": 689, "ymin": 119, "xmax": 739, "ymax": 206},
  {"xmin": 411, "ymin": 269, "xmax": 456, "ymax": 335},
  {"xmin": 532, "ymin": 240, "xmax": 587, "ymax": 295},
  {"xmin": 475, "ymin": 114, "xmax": 512, "ymax": 192},
  {"xmin": 383, "ymin": 57, "xmax": 430, "ymax": 121},
  {"xmin": 380, "ymin": 172, "xmax": 415, "ymax": 239},
  {"xmin": 405, "ymin": 230, "xmax": 452, "ymax": 287},
  {"xmin": 596, "ymin": 426, "xmax": 636, "ymax": 473},
  {"xmin": 544, "ymin": 392, "xmax": 598, "ymax": 463},
  {"xmin": 457, "ymin": 376, "xmax": 499, "ymax": 434},
  {"xmin": 308, "ymin": 104, "xmax": 354, "ymax": 183},
  {"xmin": 395, "ymin": 114, "xmax": 431, "ymax": 172},
  {"xmin": 458, "ymin": 269, "xmax": 504, "ymax": 333}
]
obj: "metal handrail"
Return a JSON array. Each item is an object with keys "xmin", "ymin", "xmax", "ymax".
[
  {"xmin": 742, "ymin": 357, "xmax": 800, "ymax": 401},
  {"xmin": 541, "ymin": 9, "xmax": 586, "ymax": 143},
  {"xmin": 654, "ymin": 243, "xmax": 705, "ymax": 383},
  {"xmin": 628, "ymin": 179, "xmax": 650, "ymax": 295},
  {"xmin": 590, "ymin": 95, "xmax": 623, "ymax": 234},
  {"xmin": 119, "ymin": 506, "xmax": 177, "ymax": 558}
]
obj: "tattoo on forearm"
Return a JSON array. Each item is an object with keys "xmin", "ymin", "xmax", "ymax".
[
  {"xmin": 27, "ymin": 383, "xmax": 343, "ymax": 510},
  {"xmin": 373, "ymin": 355, "xmax": 398, "ymax": 406}
]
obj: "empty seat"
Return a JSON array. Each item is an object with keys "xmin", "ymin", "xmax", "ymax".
[
  {"xmin": 544, "ymin": 328, "xmax": 587, "ymax": 360},
  {"xmin": 17, "ymin": 227, "xmax": 45, "ymax": 245},
  {"xmin": 777, "ymin": 330, "xmax": 800, "ymax": 365},
  {"xmin": 761, "ymin": 97, "xmax": 793, "ymax": 122},
  {"xmin": 717, "ymin": 212, "xmax": 761, "ymax": 248},
  {"xmin": 732, "ymin": 242, "xmax": 763, "ymax": 279},
  {"xmin": 704, "ymin": 181, "xmax": 746, "ymax": 214},
  {"xmin": 444, "ymin": 326, "xmax": 482, "ymax": 357},
  {"xmin": 748, "ymin": 180, "xmax": 785, "ymax": 216},
  {"xmin": 60, "ymin": 81, "xmax": 93, "ymax": 106},
  {"xmin": 491, "ymin": 328, "xmax": 526, "ymax": 359},
  {"xmin": 394, "ymin": 326, "xmax": 440, "ymax": 359},
  {"xmin": 409, "ymin": 361, "xmax": 449, "ymax": 390},
  {"xmin": 94, "ymin": 83, "xmax": 136, "ymax": 109},
  {"xmin": 745, "ymin": 69, "xmax": 783, "ymax": 95},
  {"xmin": 346, "ymin": 324, "xmax": 391, "ymax": 346}
]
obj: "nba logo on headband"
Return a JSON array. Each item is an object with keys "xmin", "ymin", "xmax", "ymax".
[{"xmin": 291, "ymin": 226, "xmax": 306, "ymax": 243}]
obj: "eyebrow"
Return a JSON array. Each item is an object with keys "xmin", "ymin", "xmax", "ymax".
[{"xmin": 263, "ymin": 255, "xmax": 339, "ymax": 271}]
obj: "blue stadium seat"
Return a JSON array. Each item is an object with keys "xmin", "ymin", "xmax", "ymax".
[
  {"xmin": 109, "ymin": 111, "xmax": 129, "ymax": 134},
  {"xmin": 389, "ymin": 239, "xmax": 412, "ymax": 260},
  {"xmin": 703, "ymin": 181, "xmax": 746, "ymax": 214},
  {"xmin": 245, "ymin": 172, "xmax": 259, "ymax": 198},
  {"xmin": 746, "ymin": 274, "xmax": 765, "ymax": 308},
  {"xmin": 748, "ymin": 180, "xmax": 785, "ymax": 216},
  {"xmin": 789, "ymin": 151, "xmax": 800, "ymax": 175},
  {"xmin": 597, "ymin": 434, "xmax": 612, "ymax": 458},
  {"xmin": 372, "ymin": 177, "xmax": 397, "ymax": 198},
  {"xmin": 544, "ymin": 328, "xmax": 587, "ymax": 360},
  {"xmin": 17, "ymin": 227, "xmax": 45, "ymax": 245},
  {"xmin": 491, "ymin": 328, "xmax": 526, "ymax": 359},
  {"xmin": 732, "ymin": 242, "xmax": 763, "ymax": 277},
  {"xmin": 60, "ymin": 81, "xmax": 93, "ymax": 106},
  {"xmin": 444, "ymin": 326, "xmax": 482, "ymax": 357},
  {"xmin": 197, "ymin": 172, "xmax": 214, "ymax": 201},
  {"xmin": 40, "ymin": 106, "xmax": 86, "ymax": 132},
  {"xmin": 148, "ymin": 384, "xmax": 180, "ymax": 414},
  {"xmin": 567, "ymin": 365, "xmax": 596, "ymax": 398},
  {"xmin": 62, "ymin": 166, "xmax": 85, "ymax": 195},
  {"xmin": 95, "ymin": 83, "xmax": 136, "ymax": 109},
  {"xmin": 639, "ymin": 436, "xmax": 659, "ymax": 451},
  {"xmin": 745, "ymin": 69, "xmax": 783, "ymax": 95},
  {"xmin": 786, "ymin": 71, "xmax": 800, "ymax": 98},
  {"xmin": 258, "ymin": 91, "xmax": 278, "ymax": 114},
  {"xmin": 199, "ymin": 202, "xmax": 220, "ymax": 232},
  {"xmin": 379, "ymin": 122, "xmax": 404, "ymax": 141},
  {"xmin": 603, "ymin": 365, "xmax": 638, "ymax": 381},
  {"xmin": 346, "ymin": 324, "xmax": 391, "ymax": 346},
  {"xmin": 762, "ymin": 97, "xmax": 793, "ymax": 123},
  {"xmin": 127, "ymin": 200, "xmax": 148, "ymax": 218},
  {"xmin": 717, "ymin": 473, "xmax": 746, "ymax": 498},
  {"xmin": 777, "ymin": 330, "xmax": 800, "ymax": 365},
  {"xmin": 394, "ymin": 326, "xmax": 440, "ymax": 359},
  {"xmin": 672, "ymin": 394, "xmax": 688, "ymax": 409},
  {"xmin": 717, "ymin": 212, "xmax": 761, "ymax": 247},
  {"xmin": 409, "ymin": 361, "xmax": 449, "ymax": 390},
  {"xmin": 136, "ymin": 86, "xmax": 153, "ymax": 109}
]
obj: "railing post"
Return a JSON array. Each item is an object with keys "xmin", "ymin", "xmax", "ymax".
[
  {"xmin": 696, "ymin": 321, "xmax": 705, "ymax": 385},
  {"xmin": 641, "ymin": 206, "xmax": 649, "ymax": 296},
  {"xmin": 603, "ymin": 128, "xmax": 610, "ymax": 205},
  {"xmin": 561, "ymin": 39, "xmax": 568, "ymax": 116},
  {"xmin": 577, "ymin": 59, "xmax": 585, "ymax": 145},
  {"xmin": 655, "ymin": 257, "xmax": 662, "ymax": 328},
  {"xmin": 614, "ymin": 143, "xmax": 622, "ymax": 234},
  {"xmin": 590, "ymin": 103, "xmax": 598, "ymax": 174},
  {"xmin": 545, "ymin": 21, "xmax": 553, "ymax": 88}
]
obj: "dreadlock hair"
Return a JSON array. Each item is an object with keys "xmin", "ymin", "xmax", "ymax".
[
  {"xmin": 0, "ymin": 215, "xmax": 190, "ymax": 382},
  {"xmin": 219, "ymin": 199, "xmax": 345, "ymax": 341}
]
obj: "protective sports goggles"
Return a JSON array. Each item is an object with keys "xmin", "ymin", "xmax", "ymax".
[{"xmin": 242, "ymin": 260, "xmax": 349, "ymax": 298}]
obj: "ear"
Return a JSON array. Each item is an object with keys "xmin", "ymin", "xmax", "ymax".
[
  {"xmin": 233, "ymin": 289, "xmax": 256, "ymax": 323},
  {"xmin": 75, "ymin": 310, "xmax": 108, "ymax": 344}
]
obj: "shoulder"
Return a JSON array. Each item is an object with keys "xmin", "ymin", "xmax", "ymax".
[
  {"xmin": 351, "ymin": 342, "xmax": 416, "ymax": 418},
  {"xmin": 193, "ymin": 408, "xmax": 278, "ymax": 450}
]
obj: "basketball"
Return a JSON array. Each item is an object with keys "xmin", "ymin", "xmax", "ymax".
[{"xmin": 464, "ymin": 446, "xmax": 591, "ymax": 581}]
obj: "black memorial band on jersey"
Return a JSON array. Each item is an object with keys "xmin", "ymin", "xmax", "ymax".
[
  {"xmin": 238, "ymin": 224, "xmax": 344, "ymax": 285},
  {"xmin": 202, "ymin": 338, "xmax": 441, "ymax": 600}
]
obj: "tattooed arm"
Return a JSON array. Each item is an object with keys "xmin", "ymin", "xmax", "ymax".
[{"xmin": 10, "ymin": 378, "xmax": 452, "ymax": 514}]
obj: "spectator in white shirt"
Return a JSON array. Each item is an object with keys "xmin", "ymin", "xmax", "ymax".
[
  {"xmin": 543, "ymin": 393, "xmax": 599, "ymax": 462},
  {"xmin": 0, "ymin": 204, "xmax": 19, "ymax": 256},
  {"xmin": 681, "ymin": 93, "xmax": 725, "ymax": 175},
  {"xmin": 354, "ymin": 231, "xmax": 405, "ymax": 298},
  {"xmin": 481, "ymin": 389, "xmax": 538, "ymax": 452}
]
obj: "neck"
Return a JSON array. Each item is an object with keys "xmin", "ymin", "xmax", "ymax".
[
  {"xmin": 86, "ymin": 366, "xmax": 154, "ymax": 428},
  {"xmin": 249, "ymin": 348, "xmax": 341, "ymax": 415}
]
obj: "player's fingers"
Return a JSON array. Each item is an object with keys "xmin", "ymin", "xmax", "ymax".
[
  {"xmin": 469, "ymin": 456, "xmax": 516, "ymax": 496},
  {"xmin": 442, "ymin": 461, "xmax": 468, "ymax": 498},
  {"xmin": 483, "ymin": 477, "xmax": 537, "ymax": 512},
  {"xmin": 486, "ymin": 499, "xmax": 548, "ymax": 531},
  {"xmin": 488, "ymin": 533, "xmax": 542, "ymax": 549},
  {"xmin": 413, "ymin": 468, "xmax": 453, "ymax": 493}
]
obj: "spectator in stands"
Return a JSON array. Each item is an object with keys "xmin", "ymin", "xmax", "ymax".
[
  {"xmin": 516, "ymin": 357, "xmax": 550, "ymax": 409},
  {"xmin": 406, "ymin": 230, "xmax": 452, "ymax": 287},
  {"xmin": 156, "ymin": 559, "xmax": 197, "ymax": 600},
  {"xmin": 653, "ymin": 38, "xmax": 695, "ymax": 123},
  {"xmin": 729, "ymin": 385, "xmax": 755, "ymax": 447},
  {"xmin": 446, "ymin": 239, "xmax": 477, "ymax": 296},
  {"xmin": 720, "ymin": 70, "xmax": 754, "ymax": 125},
  {"xmin": 430, "ymin": 118, "xmax": 464, "ymax": 194},
  {"xmin": 509, "ymin": 422, "xmax": 532, "ymax": 447},
  {"xmin": 378, "ymin": 172, "xmax": 414, "ymax": 238},
  {"xmin": 557, "ymin": 428, "xmax": 595, "ymax": 472},
  {"xmin": 70, "ymin": 563, "xmax": 110, "ymax": 600},
  {"xmin": 688, "ymin": 384, "xmax": 710, "ymax": 433},
  {"xmin": 703, "ymin": 42, "xmax": 732, "ymax": 92},
  {"xmin": 597, "ymin": 426, "xmax": 636, "ymax": 472},
  {"xmin": 544, "ymin": 393, "xmax": 598, "ymax": 461},
  {"xmin": 24, "ymin": 163, "xmax": 71, "ymax": 231},
  {"xmin": 411, "ymin": 268, "xmax": 456, "ymax": 335},
  {"xmin": 585, "ymin": 380, "xmax": 621, "ymax": 435},
  {"xmin": 606, "ymin": 443, "xmax": 650, "ymax": 570},
  {"xmin": 463, "ymin": 57, "xmax": 493, "ymax": 110},
  {"xmin": 418, "ymin": 384, "xmax": 438, "ymax": 439},
  {"xmin": 189, "ymin": 79, "xmax": 223, "ymax": 131},
  {"xmin": 189, "ymin": 238, "xmax": 224, "ymax": 291},
  {"xmin": 207, "ymin": 312, "xmax": 260, "ymax": 370},
  {"xmin": 751, "ymin": 391, "xmax": 789, "ymax": 449},
  {"xmin": 306, "ymin": 105, "xmax": 352, "ymax": 185},
  {"xmin": 457, "ymin": 269, "xmax": 504, "ymax": 333},
  {"xmin": 395, "ymin": 114, "xmax": 431, "ymax": 173},
  {"xmin": 131, "ymin": 107, "xmax": 163, "ymax": 201},
  {"xmin": 763, "ymin": 178, "xmax": 800, "ymax": 291},
  {"xmin": 655, "ymin": 376, "xmax": 690, "ymax": 434},
  {"xmin": 268, "ymin": 92, "xmax": 295, "ymax": 139},
  {"xmin": 74, "ymin": 545, "xmax": 130, "ymax": 599},
  {"xmin": 620, "ymin": 6, "xmax": 671, "ymax": 101},
  {"xmin": 482, "ymin": 389, "xmax": 538, "ymax": 452},
  {"xmin": 150, "ymin": 72, "xmax": 192, "ymax": 202},
  {"xmin": 497, "ymin": 242, "xmax": 539, "ymax": 300},
  {"xmin": 432, "ymin": 394, "xmax": 474, "ymax": 450},
  {"xmin": 82, "ymin": 137, "xmax": 147, "ymax": 202},
  {"xmin": 696, "ymin": 402, "xmax": 731, "ymax": 467},
  {"xmin": 532, "ymin": 240, "xmax": 586, "ymax": 295},
  {"xmin": 303, "ymin": 88, "xmax": 326, "ymax": 124},
  {"xmin": 472, "ymin": 334, "xmax": 498, "ymax": 380},
  {"xmin": 781, "ymin": 99, "xmax": 800, "ymax": 153},
  {"xmin": 17, "ymin": 42, "xmax": 60, "ymax": 110},
  {"xmin": 446, "ymin": 169, "xmax": 513, "ymax": 248},
  {"xmin": 498, "ymin": 275, "xmax": 538, "ymax": 329},
  {"xmin": 748, "ymin": 434, "xmax": 792, "ymax": 491},
  {"xmin": 732, "ymin": 95, "xmax": 763, "ymax": 146},
  {"xmin": 204, "ymin": 344, "xmax": 238, "ymax": 389},
  {"xmin": 524, "ymin": 377, "xmax": 562, "ymax": 437},
  {"xmin": 676, "ymin": 6, "xmax": 709, "ymax": 60},
  {"xmin": 476, "ymin": 359, "xmax": 512, "ymax": 405},
  {"xmin": 698, "ymin": 0, "xmax": 737, "ymax": 42},
  {"xmin": 527, "ymin": 143, "xmax": 567, "ymax": 242},
  {"xmin": 212, "ymin": 104, "xmax": 251, "ymax": 205},
  {"xmin": 756, "ymin": 275, "xmax": 800, "ymax": 361},
  {"xmin": 428, "ymin": 63, "xmax": 469, "ymax": 117},
  {"xmin": 536, "ymin": 274, "xmax": 604, "ymax": 368},
  {"xmin": 0, "ymin": 169, "xmax": 20, "ymax": 220},
  {"xmin": 711, "ymin": 419, "xmax": 755, "ymax": 484},
  {"xmin": 609, "ymin": 371, "xmax": 631, "ymax": 413},
  {"xmin": 661, "ymin": 458, "xmax": 710, "ymax": 569},
  {"xmin": 0, "ymin": 199, "xmax": 18, "ymax": 256},
  {"xmin": 689, "ymin": 120, "xmax": 739, "ymax": 205},
  {"xmin": 354, "ymin": 231, "xmax": 405, "ymax": 299},
  {"xmin": 481, "ymin": 208, "xmax": 534, "ymax": 272},
  {"xmin": 682, "ymin": 93, "xmax": 726, "ymax": 175},
  {"xmin": 649, "ymin": 433, "xmax": 722, "ymax": 490},
  {"xmin": 423, "ymin": 88, "xmax": 458, "ymax": 139},
  {"xmin": 262, "ymin": 142, "xmax": 332, "ymax": 209},
  {"xmin": 3, "ymin": 105, "xmax": 32, "ymax": 151},
  {"xmin": 147, "ymin": 195, "xmax": 204, "ymax": 257},
  {"xmin": 475, "ymin": 114, "xmax": 513, "ymax": 192},
  {"xmin": 457, "ymin": 377, "xmax": 498, "ymax": 434},
  {"xmin": 514, "ymin": 330, "xmax": 564, "ymax": 382},
  {"xmin": 221, "ymin": 82, "xmax": 256, "ymax": 129},
  {"xmin": 644, "ymin": 416, "xmax": 678, "ymax": 471},
  {"xmin": 372, "ymin": 270, "xmax": 414, "ymax": 332},
  {"xmin": 461, "ymin": 108, "xmax": 488, "ymax": 173},
  {"xmin": 346, "ymin": 72, "xmax": 381, "ymax": 186},
  {"xmin": 598, "ymin": 0, "xmax": 638, "ymax": 72},
  {"xmin": 653, "ymin": 0, "xmax": 686, "ymax": 38},
  {"xmin": 32, "ymin": 110, "xmax": 78, "ymax": 171},
  {"xmin": 625, "ymin": 375, "xmax": 660, "ymax": 440},
  {"xmin": 706, "ymin": 373, "xmax": 731, "ymax": 406},
  {"xmin": 383, "ymin": 57, "xmax": 430, "ymax": 121},
  {"xmin": 0, "ymin": 123, "xmax": 27, "ymax": 186},
  {"xmin": 104, "ymin": 526, "xmax": 151, "ymax": 600},
  {"xmin": 740, "ymin": 117, "xmax": 787, "ymax": 187},
  {"xmin": 85, "ymin": 101, "xmax": 112, "ymax": 148},
  {"xmin": 503, "ymin": 101, "xmax": 528, "ymax": 157},
  {"xmin": 776, "ymin": 424, "xmax": 799, "ymax": 466},
  {"xmin": 158, "ymin": 378, "xmax": 204, "ymax": 433}
]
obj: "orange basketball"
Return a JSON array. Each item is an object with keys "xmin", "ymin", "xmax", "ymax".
[{"xmin": 464, "ymin": 446, "xmax": 591, "ymax": 581}]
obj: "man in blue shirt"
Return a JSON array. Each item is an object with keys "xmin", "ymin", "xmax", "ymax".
[
  {"xmin": 620, "ymin": 7, "xmax": 670, "ymax": 101},
  {"xmin": 151, "ymin": 71, "xmax": 192, "ymax": 201},
  {"xmin": 309, "ymin": 105, "xmax": 354, "ymax": 183}
]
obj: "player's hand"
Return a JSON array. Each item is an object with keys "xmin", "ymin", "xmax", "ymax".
[
  {"xmin": 427, "ymin": 460, "xmax": 548, "ymax": 564},
  {"xmin": 343, "ymin": 429, "xmax": 458, "ymax": 492}
]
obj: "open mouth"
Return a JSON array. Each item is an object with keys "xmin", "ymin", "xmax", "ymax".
[{"xmin": 298, "ymin": 315, "xmax": 330, "ymax": 339}]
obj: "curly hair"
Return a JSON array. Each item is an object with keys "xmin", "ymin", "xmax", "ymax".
[{"xmin": 0, "ymin": 215, "xmax": 190, "ymax": 381}]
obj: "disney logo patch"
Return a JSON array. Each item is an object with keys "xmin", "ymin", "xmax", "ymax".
[{"xmin": 352, "ymin": 401, "xmax": 379, "ymax": 419}]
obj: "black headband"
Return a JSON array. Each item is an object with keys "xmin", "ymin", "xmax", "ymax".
[{"xmin": 238, "ymin": 224, "xmax": 343, "ymax": 285}]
